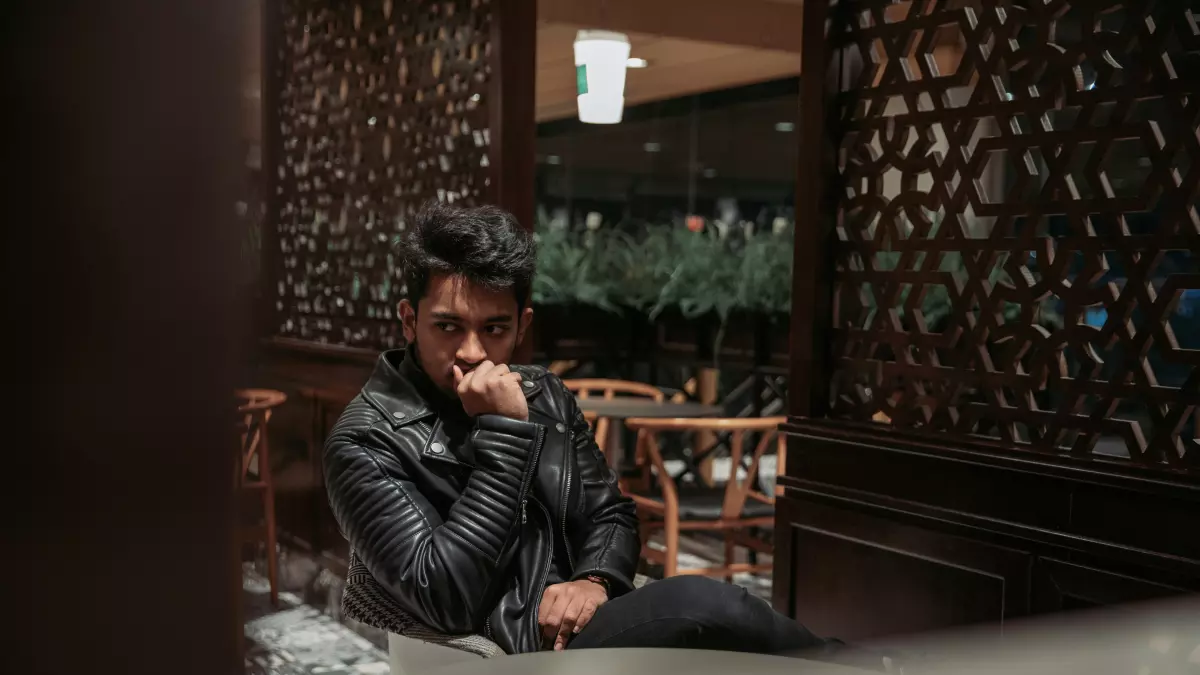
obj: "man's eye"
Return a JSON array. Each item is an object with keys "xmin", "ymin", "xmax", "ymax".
[
  {"xmin": 435, "ymin": 322, "xmax": 458, "ymax": 332},
  {"xmin": 486, "ymin": 325, "xmax": 509, "ymax": 335}
]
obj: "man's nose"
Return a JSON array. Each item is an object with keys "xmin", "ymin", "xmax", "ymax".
[{"xmin": 456, "ymin": 332, "xmax": 486, "ymax": 364}]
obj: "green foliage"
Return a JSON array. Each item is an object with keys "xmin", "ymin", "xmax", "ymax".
[
  {"xmin": 737, "ymin": 226, "xmax": 794, "ymax": 314},
  {"xmin": 532, "ymin": 225, "xmax": 625, "ymax": 313},
  {"xmin": 532, "ymin": 220, "xmax": 795, "ymax": 320}
]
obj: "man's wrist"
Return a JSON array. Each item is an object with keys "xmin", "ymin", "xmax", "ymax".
[{"xmin": 584, "ymin": 574, "xmax": 610, "ymax": 596}]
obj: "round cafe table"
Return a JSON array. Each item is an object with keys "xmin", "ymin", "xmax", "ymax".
[
  {"xmin": 575, "ymin": 398, "xmax": 724, "ymax": 419},
  {"xmin": 574, "ymin": 399, "xmax": 724, "ymax": 473},
  {"xmin": 426, "ymin": 648, "xmax": 870, "ymax": 675}
]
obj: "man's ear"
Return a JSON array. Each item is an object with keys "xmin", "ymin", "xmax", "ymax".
[
  {"xmin": 399, "ymin": 299, "xmax": 417, "ymax": 343},
  {"xmin": 516, "ymin": 306, "xmax": 534, "ymax": 346}
]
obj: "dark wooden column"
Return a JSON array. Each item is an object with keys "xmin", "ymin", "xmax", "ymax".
[
  {"xmin": 775, "ymin": 0, "xmax": 1200, "ymax": 640},
  {"xmin": 13, "ymin": 2, "xmax": 245, "ymax": 673},
  {"xmin": 488, "ymin": 0, "xmax": 538, "ymax": 363}
]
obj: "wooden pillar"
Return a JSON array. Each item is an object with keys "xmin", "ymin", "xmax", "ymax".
[
  {"xmin": 489, "ymin": 0, "xmax": 538, "ymax": 364},
  {"xmin": 14, "ymin": 1, "xmax": 244, "ymax": 672},
  {"xmin": 774, "ymin": 0, "xmax": 836, "ymax": 616}
]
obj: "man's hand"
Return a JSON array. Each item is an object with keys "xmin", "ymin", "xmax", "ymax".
[
  {"xmin": 537, "ymin": 579, "xmax": 608, "ymax": 651},
  {"xmin": 454, "ymin": 361, "xmax": 528, "ymax": 421}
]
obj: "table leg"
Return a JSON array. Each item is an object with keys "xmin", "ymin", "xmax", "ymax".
[{"xmin": 695, "ymin": 367, "xmax": 719, "ymax": 486}]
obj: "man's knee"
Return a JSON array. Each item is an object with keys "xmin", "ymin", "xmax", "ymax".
[{"xmin": 647, "ymin": 576, "xmax": 752, "ymax": 622}]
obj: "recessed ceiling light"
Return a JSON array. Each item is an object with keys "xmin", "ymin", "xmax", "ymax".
[
  {"xmin": 774, "ymin": 122, "xmax": 795, "ymax": 132},
  {"xmin": 643, "ymin": 142, "xmax": 662, "ymax": 153},
  {"xmin": 546, "ymin": 155, "xmax": 562, "ymax": 165},
  {"xmin": 626, "ymin": 57, "xmax": 649, "ymax": 68},
  {"xmin": 702, "ymin": 168, "xmax": 717, "ymax": 178}
]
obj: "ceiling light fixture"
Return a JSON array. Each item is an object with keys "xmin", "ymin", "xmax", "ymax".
[
  {"xmin": 626, "ymin": 57, "xmax": 648, "ymax": 68},
  {"xmin": 774, "ymin": 122, "xmax": 795, "ymax": 132},
  {"xmin": 643, "ymin": 142, "xmax": 662, "ymax": 153},
  {"xmin": 574, "ymin": 30, "xmax": 630, "ymax": 124}
]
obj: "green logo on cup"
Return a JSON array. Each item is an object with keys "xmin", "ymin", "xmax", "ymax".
[{"xmin": 576, "ymin": 64, "xmax": 588, "ymax": 95}]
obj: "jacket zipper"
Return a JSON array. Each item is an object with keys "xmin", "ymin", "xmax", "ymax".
[
  {"xmin": 560, "ymin": 429, "xmax": 575, "ymax": 570},
  {"xmin": 518, "ymin": 426, "xmax": 546, "ymax": 526},
  {"xmin": 529, "ymin": 498, "xmax": 554, "ymax": 646}
]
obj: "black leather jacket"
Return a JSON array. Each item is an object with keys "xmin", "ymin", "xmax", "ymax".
[{"xmin": 324, "ymin": 350, "xmax": 641, "ymax": 654}]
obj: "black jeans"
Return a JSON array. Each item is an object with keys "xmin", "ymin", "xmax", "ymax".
[{"xmin": 567, "ymin": 576, "xmax": 829, "ymax": 654}]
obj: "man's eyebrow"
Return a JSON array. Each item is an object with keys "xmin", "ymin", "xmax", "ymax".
[{"xmin": 428, "ymin": 311, "xmax": 513, "ymax": 323}]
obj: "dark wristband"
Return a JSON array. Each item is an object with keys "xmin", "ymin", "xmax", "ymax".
[{"xmin": 585, "ymin": 574, "xmax": 610, "ymax": 593}]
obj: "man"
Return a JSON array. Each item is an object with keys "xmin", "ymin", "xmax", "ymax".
[{"xmin": 324, "ymin": 203, "xmax": 832, "ymax": 656}]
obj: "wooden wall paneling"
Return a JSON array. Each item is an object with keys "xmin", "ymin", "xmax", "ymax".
[
  {"xmin": 778, "ymin": 496, "xmax": 1032, "ymax": 641},
  {"xmin": 1029, "ymin": 557, "xmax": 1189, "ymax": 614}
]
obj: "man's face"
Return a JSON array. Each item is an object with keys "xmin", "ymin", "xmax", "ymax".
[{"xmin": 399, "ymin": 273, "xmax": 533, "ymax": 396}]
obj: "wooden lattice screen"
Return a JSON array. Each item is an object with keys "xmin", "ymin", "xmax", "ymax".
[
  {"xmin": 267, "ymin": 0, "xmax": 508, "ymax": 349},
  {"xmin": 820, "ymin": 1, "xmax": 1199, "ymax": 469}
]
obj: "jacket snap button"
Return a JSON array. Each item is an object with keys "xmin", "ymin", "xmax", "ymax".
[
  {"xmin": 392, "ymin": 411, "xmax": 406, "ymax": 419},
  {"xmin": 429, "ymin": 442, "xmax": 444, "ymax": 455},
  {"xmin": 555, "ymin": 423, "xmax": 566, "ymax": 433},
  {"xmin": 522, "ymin": 380, "xmax": 534, "ymax": 388}
]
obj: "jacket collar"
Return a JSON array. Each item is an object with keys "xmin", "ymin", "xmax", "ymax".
[{"xmin": 361, "ymin": 348, "xmax": 544, "ymax": 429}]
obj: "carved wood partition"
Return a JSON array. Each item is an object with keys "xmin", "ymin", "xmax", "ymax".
[
  {"xmin": 777, "ymin": 0, "xmax": 1199, "ymax": 641},
  {"xmin": 256, "ymin": 0, "xmax": 534, "ymax": 553},
  {"xmin": 265, "ymin": 0, "xmax": 533, "ymax": 349}
]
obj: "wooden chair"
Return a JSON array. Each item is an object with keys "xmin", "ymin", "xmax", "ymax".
[
  {"xmin": 562, "ymin": 379, "xmax": 666, "ymax": 454},
  {"xmin": 236, "ymin": 388, "xmax": 287, "ymax": 605},
  {"xmin": 622, "ymin": 416, "xmax": 787, "ymax": 579}
]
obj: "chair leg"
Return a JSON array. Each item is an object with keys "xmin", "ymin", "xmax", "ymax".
[
  {"xmin": 723, "ymin": 533, "xmax": 736, "ymax": 583},
  {"xmin": 663, "ymin": 517, "xmax": 679, "ymax": 578},
  {"xmin": 264, "ymin": 489, "xmax": 279, "ymax": 607}
]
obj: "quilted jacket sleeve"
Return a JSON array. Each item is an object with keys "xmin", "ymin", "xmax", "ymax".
[
  {"xmin": 324, "ymin": 406, "xmax": 545, "ymax": 634},
  {"xmin": 553, "ymin": 378, "xmax": 641, "ymax": 597}
]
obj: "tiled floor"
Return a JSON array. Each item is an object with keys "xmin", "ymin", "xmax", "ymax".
[
  {"xmin": 243, "ymin": 562, "xmax": 388, "ymax": 675},
  {"xmin": 243, "ymin": 534, "xmax": 773, "ymax": 675}
]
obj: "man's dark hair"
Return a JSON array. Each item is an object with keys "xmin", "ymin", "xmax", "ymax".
[{"xmin": 398, "ymin": 202, "xmax": 537, "ymax": 309}]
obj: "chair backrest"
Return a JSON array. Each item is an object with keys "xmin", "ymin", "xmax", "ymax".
[
  {"xmin": 623, "ymin": 416, "xmax": 787, "ymax": 520},
  {"xmin": 563, "ymin": 379, "xmax": 666, "ymax": 453},
  {"xmin": 562, "ymin": 378, "xmax": 665, "ymax": 402},
  {"xmin": 235, "ymin": 389, "xmax": 287, "ymax": 486}
]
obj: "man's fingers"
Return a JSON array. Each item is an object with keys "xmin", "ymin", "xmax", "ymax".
[
  {"xmin": 573, "ymin": 599, "xmax": 600, "ymax": 634},
  {"xmin": 540, "ymin": 593, "xmax": 569, "ymax": 639},
  {"xmin": 452, "ymin": 365, "xmax": 465, "ymax": 388},
  {"xmin": 536, "ymin": 587, "xmax": 557, "ymax": 627},
  {"xmin": 455, "ymin": 368, "xmax": 474, "ymax": 395},
  {"xmin": 468, "ymin": 361, "xmax": 494, "ymax": 390},
  {"xmin": 484, "ymin": 364, "xmax": 511, "ymax": 387},
  {"xmin": 555, "ymin": 598, "xmax": 586, "ymax": 648}
]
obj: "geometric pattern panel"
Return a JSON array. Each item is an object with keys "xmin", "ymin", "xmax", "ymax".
[
  {"xmin": 272, "ymin": 0, "xmax": 493, "ymax": 348},
  {"xmin": 826, "ymin": 1, "xmax": 1199, "ymax": 469}
]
